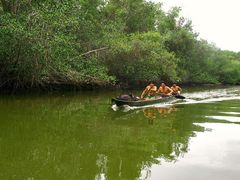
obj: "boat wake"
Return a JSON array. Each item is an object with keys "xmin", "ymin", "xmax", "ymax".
[
  {"xmin": 177, "ymin": 87, "xmax": 240, "ymax": 105},
  {"xmin": 111, "ymin": 104, "xmax": 133, "ymax": 112},
  {"xmin": 177, "ymin": 96, "xmax": 240, "ymax": 105},
  {"xmin": 206, "ymin": 115, "xmax": 240, "ymax": 123}
]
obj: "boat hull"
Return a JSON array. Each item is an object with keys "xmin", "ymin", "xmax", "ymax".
[{"xmin": 112, "ymin": 96, "xmax": 175, "ymax": 107}]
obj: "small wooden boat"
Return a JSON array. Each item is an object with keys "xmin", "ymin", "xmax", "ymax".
[{"xmin": 112, "ymin": 96, "xmax": 176, "ymax": 107}]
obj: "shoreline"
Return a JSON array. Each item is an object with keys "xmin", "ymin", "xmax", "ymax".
[{"xmin": 0, "ymin": 82, "xmax": 238, "ymax": 95}]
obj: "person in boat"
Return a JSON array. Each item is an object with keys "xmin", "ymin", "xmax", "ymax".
[
  {"xmin": 157, "ymin": 83, "xmax": 173, "ymax": 96},
  {"xmin": 141, "ymin": 82, "xmax": 157, "ymax": 99},
  {"xmin": 171, "ymin": 83, "xmax": 182, "ymax": 95}
]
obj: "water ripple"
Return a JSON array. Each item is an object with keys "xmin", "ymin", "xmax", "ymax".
[{"xmin": 206, "ymin": 116, "xmax": 240, "ymax": 123}]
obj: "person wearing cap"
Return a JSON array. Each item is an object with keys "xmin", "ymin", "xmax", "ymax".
[
  {"xmin": 171, "ymin": 84, "xmax": 182, "ymax": 95},
  {"xmin": 141, "ymin": 82, "xmax": 157, "ymax": 99},
  {"xmin": 157, "ymin": 83, "xmax": 173, "ymax": 96}
]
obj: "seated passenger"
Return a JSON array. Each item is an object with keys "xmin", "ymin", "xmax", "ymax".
[
  {"xmin": 157, "ymin": 83, "xmax": 173, "ymax": 96},
  {"xmin": 171, "ymin": 84, "xmax": 182, "ymax": 95},
  {"xmin": 141, "ymin": 82, "xmax": 157, "ymax": 99}
]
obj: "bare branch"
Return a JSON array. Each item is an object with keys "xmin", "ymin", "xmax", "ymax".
[{"xmin": 81, "ymin": 47, "xmax": 108, "ymax": 56}]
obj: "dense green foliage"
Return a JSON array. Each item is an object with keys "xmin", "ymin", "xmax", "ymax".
[{"xmin": 0, "ymin": 0, "xmax": 239, "ymax": 89}]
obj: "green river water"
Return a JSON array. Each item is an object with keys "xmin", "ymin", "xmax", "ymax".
[{"xmin": 0, "ymin": 86, "xmax": 240, "ymax": 180}]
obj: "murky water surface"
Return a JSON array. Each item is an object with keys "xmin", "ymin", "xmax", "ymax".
[{"xmin": 0, "ymin": 86, "xmax": 240, "ymax": 180}]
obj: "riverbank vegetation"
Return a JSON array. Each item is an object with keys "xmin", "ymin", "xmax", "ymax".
[{"xmin": 1, "ymin": 0, "xmax": 240, "ymax": 89}]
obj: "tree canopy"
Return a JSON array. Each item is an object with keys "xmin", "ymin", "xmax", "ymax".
[{"xmin": 0, "ymin": 0, "xmax": 239, "ymax": 89}]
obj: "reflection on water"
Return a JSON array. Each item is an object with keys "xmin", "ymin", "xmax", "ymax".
[
  {"xmin": 0, "ymin": 86, "xmax": 240, "ymax": 179},
  {"xmin": 157, "ymin": 106, "xmax": 177, "ymax": 117},
  {"xmin": 143, "ymin": 106, "xmax": 178, "ymax": 124},
  {"xmin": 143, "ymin": 108, "xmax": 157, "ymax": 120},
  {"xmin": 95, "ymin": 154, "xmax": 108, "ymax": 180},
  {"xmin": 142, "ymin": 122, "xmax": 240, "ymax": 180}
]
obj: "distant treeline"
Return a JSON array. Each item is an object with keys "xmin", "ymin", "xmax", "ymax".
[{"xmin": 0, "ymin": 0, "xmax": 240, "ymax": 89}]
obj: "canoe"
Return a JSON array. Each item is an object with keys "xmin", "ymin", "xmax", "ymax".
[{"xmin": 112, "ymin": 96, "xmax": 176, "ymax": 107}]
